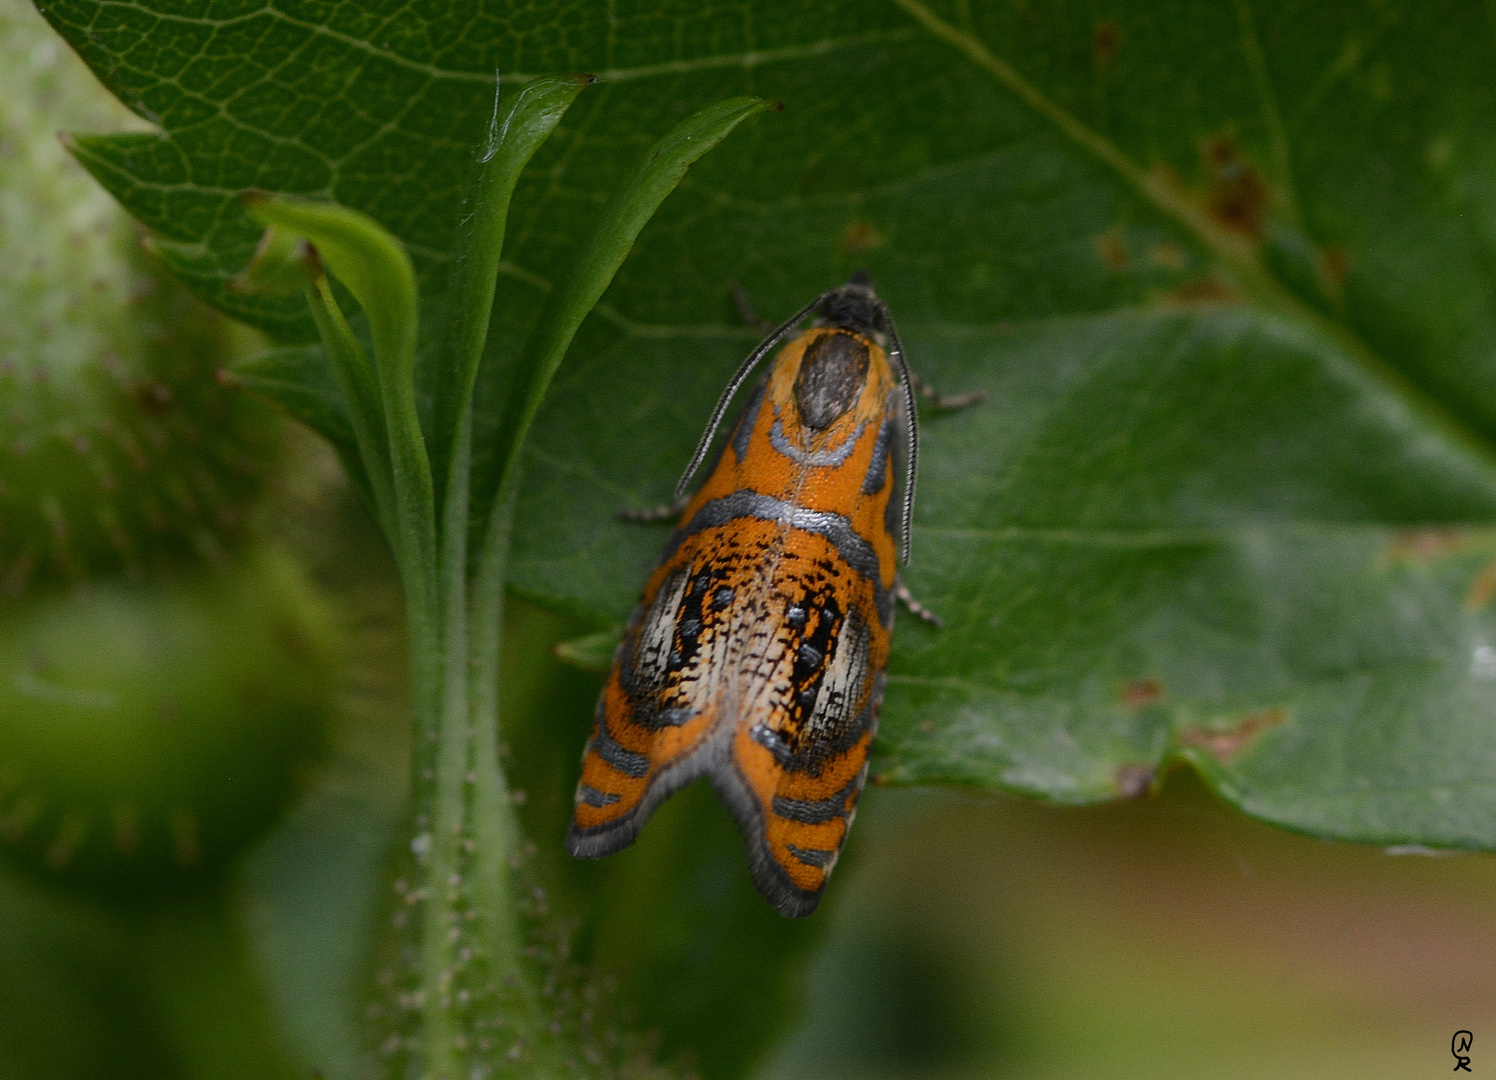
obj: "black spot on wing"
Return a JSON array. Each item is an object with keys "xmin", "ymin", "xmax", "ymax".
[
  {"xmin": 751, "ymin": 722, "xmax": 794, "ymax": 767},
  {"xmin": 786, "ymin": 595, "xmax": 842, "ymax": 736},
  {"xmin": 771, "ymin": 677, "xmax": 882, "ymax": 778},
  {"xmin": 668, "ymin": 568, "xmax": 715, "ymax": 675}
]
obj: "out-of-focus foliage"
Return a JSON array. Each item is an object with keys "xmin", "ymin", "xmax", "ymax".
[
  {"xmin": 0, "ymin": 4, "xmax": 347, "ymax": 1078},
  {"xmin": 0, "ymin": 4, "xmax": 277, "ymax": 590},
  {"xmin": 0, "ymin": 546, "xmax": 338, "ymax": 888}
]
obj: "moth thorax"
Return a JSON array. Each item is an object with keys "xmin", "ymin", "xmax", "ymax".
[{"xmin": 793, "ymin": 331, "xmax": 871, "ymax": 430}]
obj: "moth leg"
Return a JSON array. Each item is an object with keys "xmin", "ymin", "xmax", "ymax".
[
  {"xmin": 618, "ymin": 494, "xmax": 690, "ymax": 523},
  {"xmin": 908, "ymin": 369, "xmax": 986, "ymax": 412},
  {"xmin": 895, "ymin": 578, "xmax": 943, "ymax": 628},
  {"xmin": 730, "ymin": 283, "xmax": 777, "ymax": 334}
]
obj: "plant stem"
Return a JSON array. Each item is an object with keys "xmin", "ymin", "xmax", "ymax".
[
  {"xmin": 413, "ymin": 493, "xmax": 463, "ymax": 1078},
  {"xmin": 408, "ymin": 76, "xmax": 595, "ymax": 1078},
  {"xmin": 242, "ymin": 92, "xmax": 772, "ymax": 1077},
  {"xmin": 467, "ymin": 462, "xmax": 546, "ymax": 1049}
]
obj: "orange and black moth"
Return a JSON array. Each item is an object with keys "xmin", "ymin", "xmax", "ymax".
[{"xmin": 568, "ymin": 273, "xmax": 925, "ymax": 918}]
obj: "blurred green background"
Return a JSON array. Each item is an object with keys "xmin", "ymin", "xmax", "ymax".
[{"xmin": 3, "ymin": 0, "xmax": 1494, "ymax": 1077}]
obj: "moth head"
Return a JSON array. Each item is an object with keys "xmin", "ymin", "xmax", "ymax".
[{"xmin": 793, "ymin": 330, "xmax": 871, "ymax": 429}]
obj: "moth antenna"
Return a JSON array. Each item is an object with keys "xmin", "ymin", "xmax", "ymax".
[
  {"xmin": 674, "ymin": 293, "xmax": 825, "ymax": 500},
  {"xmin": 881, "ymin": 314, "xmax": 919, "ymax": 565}
]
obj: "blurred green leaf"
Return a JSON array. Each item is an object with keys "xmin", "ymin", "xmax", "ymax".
[
  {"xmin": 0, "ymin": 867, "xmax": 172, "ymax": 1080},
  {"xmin": 40, "ymin": 0, "xmax": 1496, "ymax": 890},
  {"xmin": 0, "ymin": 545, "xmax": 338, "ymax": 893}
]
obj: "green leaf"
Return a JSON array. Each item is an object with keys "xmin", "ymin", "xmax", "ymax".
[
  {"xmin": 42, "ymin": 0, "xmax": 1496, "ymax": 893},
  {"xmin": 430, "ymin": 73, "xmax": 592, "ymax": 511}
]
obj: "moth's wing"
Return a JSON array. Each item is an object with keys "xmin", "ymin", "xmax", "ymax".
[
  {"xmin": 710, "ymin": 541, "xmax": 889, "ymax": 918},
  {"xmin": 569, "ymin": 376, "xmax": 778, "ymax": 858},
  {"xmin": 567, "ymin": 558, "xmax": 720, "ymax": 858}
]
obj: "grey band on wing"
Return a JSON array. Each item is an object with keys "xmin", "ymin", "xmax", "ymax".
[
  {"xmin": 576, "ymin": 784, "xmax": 622, "ymax": 807},
  {"xmin": 769, "ymin": 413, "xmax": 867, "ymax": 467},
  {"xmin": 772, "ymin": 768, "xmax": 865, "ymax": 824},
  {"xmin": 862, "ymin": 415, "xmax": 896, "ymax": 495},
  {"xmin": 731, "ymin": 379, "xmax": 768, "ymax": 464},
  {"xmin": 665, "ymin": 490, "xmax": 890, "ymax": 622},
  {"xmin": 787, "ymin": 843, "xmax": 836, "ymax": 868},
  {"xmin": 590, "ymin": 717, "xmax": 650, "ymax": 778}
]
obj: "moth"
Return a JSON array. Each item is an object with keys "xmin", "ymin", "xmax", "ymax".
[{"xmin": 568, "ymin": 273, "xmax": 970, "ymax": 917}]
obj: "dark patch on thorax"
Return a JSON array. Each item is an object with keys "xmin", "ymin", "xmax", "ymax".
[{"xmin": 794, "ymin": 331, "xmax": 870, "ymax": 430}]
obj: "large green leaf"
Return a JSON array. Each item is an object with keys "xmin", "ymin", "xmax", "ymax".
[{"xmin": 39, "ymin": 0, "xmax": 1496, "ymax": 859}]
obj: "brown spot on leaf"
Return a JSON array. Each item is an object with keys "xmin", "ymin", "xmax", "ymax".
[
  {"xmin": 841, "ymin": 221, "xmax": 884, "ymax": 254},
  {"xmin": 1466, "ymin": 556, "xmax": 1496, "ymax": 611},
  {"xmin": 1094, "ymin": 22, "xmax": 1121, "ymax": 66},
  {"xmin": 1384, "ymin": 528, "xmax": 1469, "ymax": 565},
  {"xmin": 1179, "ymin": 707, "xmax": 1286, "ymax": 763},
  {"xmin": 1120, "ymin": 677, "xmax": 1164, "ymax": 707},
  {"xmin": 1161, "ymin": 275, "xmax": 1240, "ymax": 305},
  {"xmin": 1095, "ymin": 229, "xmax": 1128, "ymax": 270},
  {"xmin": 1203, "ymin": 135, "xmax": 1269, "ymax": 239},
  {"xmin": 1115, "ymin": 764, "xmax": 1155, "ymax": 799}
]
